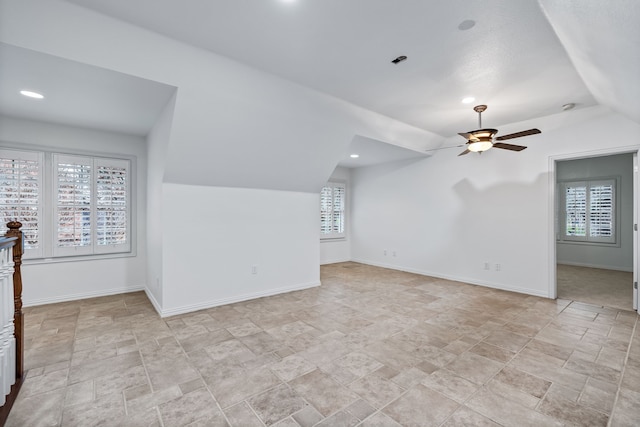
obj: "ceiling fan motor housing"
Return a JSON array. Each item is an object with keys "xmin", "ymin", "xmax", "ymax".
[{"xmin": 468, "ymin": 129, "xmax": 498, "ymax": 141}]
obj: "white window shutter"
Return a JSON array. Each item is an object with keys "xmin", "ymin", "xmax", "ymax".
[
  {"xmin": 0, "ymin": 149, "xmax": 44, "ymax": 258},
  {"xmin": 94, "ymin": 158, "xmax": 130, "ymax": 253},
  {"xmin": 332, "ymin": 185, "xmax": 345, "ymax": 234},
  {"xmin": 320, "ymin": 182, "xmax": 345, "ymax": 239},
  {"xmin": 53, "ymin": 154, "xmax": 93, "ymax": 256},
  {"xmin": 1, "ymin": 149, "xmax": 131, "ymax": 259},
  {"xmin": 588, "ymin": 180, "xmax": 615, "ymax": 243},
  {"xmin": 564, "ymin": 183, "xmax": 587, "ymax": 238},
  {"xmin": 320, "ymin": 186, "xmax": 333, "ymax": 235},
  {"xmin": 561, "ymin": 179, "xmax": 616, "ymax": 244}
]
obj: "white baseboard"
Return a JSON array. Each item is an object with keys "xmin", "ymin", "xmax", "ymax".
[
  {"xmin": 350, "ymin": 258, "xmax": 551, "ymax": 299},
  {"xmin": 158, "ymin": 281, "xmax": 322, "ymax": 318},
  {"xmin": 23, "ymin": 281, "xmax": 325, "ymax": 317},
  {"xmin": 320, "ymin": 258, "xmax": 351, "ymax": 265},
  {"xmin": 144, "ymin": 287, "xmax": 163, "ymax": 316},
  {"xmin": 23, "ymin": 285, "xmax": 145, "ymax": 307},
  {"xmin": 557, "ymin": 261, "xmax": 633, "ymax": 273}
]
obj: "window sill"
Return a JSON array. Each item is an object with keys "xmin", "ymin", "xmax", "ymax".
[
  {"xmin": 320, "ymin": 237, "xmax": 347, "ymax": 242},
  {"xmin": 23, "ymin": 250, "xmax": 137, "ymax": 265},
  {"xmin": 556, "ymin": 240, "xmax": 620, "ymax": 248}
]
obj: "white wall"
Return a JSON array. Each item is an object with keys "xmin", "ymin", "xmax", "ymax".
[
  {"xmin": 0, "ymin": 0, "xmax": 444, "ymax": 315},
  {"xmin": 0, "ymin": 116, "xmax": 147, "ymax": 305},
  {"xmin": 320, "ymin": 166, "xmax": 352, "ymax": 265},
  {"xmin": 556, "ymin": 153, "xmax": 633, "ymax": 271},
  {"xmin": 0, "ymin": 0, "xmax": 441, "ymax": 194},
  {"xmin": 145, "ymin": 93, "xmax": 177, "ymax": 309},
  {"xmin": 351, "ymin": 106, "xmax": 640, "ymax": 298},
  {"xmin": 160, "ymin": 184, "xmax": 320, "ymax": 316}
]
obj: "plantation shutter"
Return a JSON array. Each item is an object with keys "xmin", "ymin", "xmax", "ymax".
[
  {"xmin": 332, "ymin": 185, "xmax": 345, "ymax": 234},
  {"xmin": 0, "ymin": 149, "xmax": 43, "ymax": 258},
  {"xmin": 54, "ymin": 154, "xmax": 93, "ymax": 256},
  {"xmin": 53, "ymin": 154, "xmax": 131, "ymax": 256},
  {"xmin": 561, "ymin": 179, "xmax": 615, "ymax": 244},
  {"xmin": 588, "ymin": 180, "xmax": 615, "ymax": 243},
  {"xmin": 320, "ymin": 186, "xmax": 333, "ymax": 235},
  {"xmin": 320, "ymin": 182, "xmax": 346, "ymax": 239},
  {"xmin": 565, "ymin": 183, "xmax": 587, "ymax": 238},
  {"xmin": 95, "ymin": 158, "xmax": 130, "ymax": 253}
]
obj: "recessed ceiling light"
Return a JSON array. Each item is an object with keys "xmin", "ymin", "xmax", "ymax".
[
  {"xmin": 350, "ymin": 154, "xmax": 360, "ymax": 158},
  {"xmin": 391, "ymin": 55, "xmax": 407, "ymax": 64},
  {"xmin": 20, "ymin": 90, "xmax": 44, "ymax": 99},
  {"xmin": 461, "ymin": 97, "xmax": 475, "ymax": 104},
  {"xmin": 562, "ymin": 103, "xmax": 575, "ymax": 111},
  {"xmin": 458, "ymin": 20, "xmax": 476, "ymax": 31}
]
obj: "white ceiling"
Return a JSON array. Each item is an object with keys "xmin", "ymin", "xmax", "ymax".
[
  {"xmin": 62, "ymin": 0, "xmax": 605, "ymax": 135},
  {"xmin": 0, "ymin": 43, "xmax": 176, "ymax": 136},
  {"xmin": 2, "ymin": 0, "xmax": 639, "ymax": 166},
  {"xmin": 340, "ymin": 136, "xmax": 429, "ymax": 169}
]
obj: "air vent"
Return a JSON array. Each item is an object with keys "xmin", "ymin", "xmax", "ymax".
[{"xmin": 391, "ymin": 55, "xmax": 407, "ymax": 64}]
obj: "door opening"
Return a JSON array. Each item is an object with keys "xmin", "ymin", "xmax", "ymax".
[{"xmin": 550, "ymin": 148, "xmax": 639, "ymax": 313}]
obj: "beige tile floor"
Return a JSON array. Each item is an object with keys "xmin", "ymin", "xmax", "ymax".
[
  {"xmin": 6, "ymin": 262, "xmax": 640, "ymax": 426},
  {"xmin": 557, "ymin": 264, "xmax": 633, "ymax": 312}
]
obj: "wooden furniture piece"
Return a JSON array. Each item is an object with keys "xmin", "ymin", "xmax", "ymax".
[{"xmin": 0, "ymin": 222, "xmax": 24, "ymax": 426}]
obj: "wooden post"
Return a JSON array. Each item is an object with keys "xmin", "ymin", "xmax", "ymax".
[
  {"xmin": 0, "ymin": 221, "xmax": 24, "ymax": 425},
  {"xmin": 5, "ymin": 221, "xmax": 23, "ymax": 381}
]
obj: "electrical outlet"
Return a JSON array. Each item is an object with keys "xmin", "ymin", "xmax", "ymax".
[
  {"xmin": 251, "ymin": 265, "xmax": 258, "ymax": 275},
  {"xmin": 484, "ymin": 262, "xmax": 490, "ymax": 270},
  {"xmin": 392, "ymin": 251, "xmax": 397, "ymax": 257},
  {"xmin": 383, "ymin": 249, "xmax": 388, "ymax": 256},
  {"xmin": 495, "ymin": 263, "xmax": 501, "ymax": 271}
]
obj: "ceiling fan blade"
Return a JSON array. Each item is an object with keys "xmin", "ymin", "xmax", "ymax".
[
  {"xmin": 493, "ymin": 142, "xmax": 527, "ymax": 152},
  {"xmin": 423, "ymin": 144, "xmax": 466, "ymax": 153},
  {"xmin": 495, "ymin": 128, "xmax": 541, "ymax": 141},
  {"xmin": 458, "ymin": 149, "xmax": 471, "ymax": 156},
  {"xmin": 458, "ymin": 132, "xmax": 473, "ymax": 140}
]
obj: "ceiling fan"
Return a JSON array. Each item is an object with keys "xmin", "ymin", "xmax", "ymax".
[{"xmin": 457, "ymin": 105, "xmax": 541, "ymax": 156}]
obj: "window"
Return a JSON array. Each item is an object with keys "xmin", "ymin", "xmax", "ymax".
[
  {"xmin": 0, "ymin": 149, "xmax": 44, "ymax": 258},
  {"xmin": 0, "ymin": 148, "xmax": 131, "ymax": 259},
  {"xmin": 320, "ymin": 182, "xmax": 345, "ymax": 239},
  {"xmin": 560, "ymin": 179, "xmax": 616, "ymax": 244},
  {"xmin": 53, "ymin": 154, "xmax": 130, "ymax": 256}
]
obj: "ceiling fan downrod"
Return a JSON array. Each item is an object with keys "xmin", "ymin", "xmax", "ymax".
[{"xmin": 474, "ymin": 104, "xmax": 487, "ymax": 128}]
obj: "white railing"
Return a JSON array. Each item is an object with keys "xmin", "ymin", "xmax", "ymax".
[{"xmin": 0, "ymin": 242, "xmax": 15, "ymax": 406}]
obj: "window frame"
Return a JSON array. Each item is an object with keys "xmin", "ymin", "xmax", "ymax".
[
  {"xmin": 320, "ymin": 181, "xmax": 346, "ymax": 240},
  {"xmin": 558, "ymin": 177, "xmax": 618, "ymax": 245},
  {"xmin": 0, "ymin": 145, "xmax": 135, "ymax": 261}
]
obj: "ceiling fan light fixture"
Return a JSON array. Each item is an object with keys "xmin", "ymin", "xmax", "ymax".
[
  {"xmin": 467, "ymin": 140, "xmax": 493, "ymax": 152},
  {"xmin": 466, "ymin": 130, "xmax": 495, "ymax": 152}
]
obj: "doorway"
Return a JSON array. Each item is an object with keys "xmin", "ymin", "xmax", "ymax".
[{"xmin": 550, "ymin": 149, "xmax": 639, "ymax": 312}]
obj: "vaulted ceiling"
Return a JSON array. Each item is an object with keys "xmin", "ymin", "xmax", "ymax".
[
  {"xmin": 1, "ymin": 0, "xmax": 638, "ymax": 171},
  {"xmin": 63, "ymin": 0, "xmax": 638, "ymax": 131}
]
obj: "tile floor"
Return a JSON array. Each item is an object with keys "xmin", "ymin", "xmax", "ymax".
[
  {"xmin": 6, "ymin": 262, "xmax": 640, "ymax": 426},
  {"xmin": 557, "ymin": 264, "xmax": 633, "ymax": 312}
]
